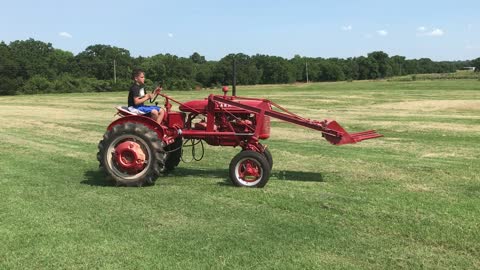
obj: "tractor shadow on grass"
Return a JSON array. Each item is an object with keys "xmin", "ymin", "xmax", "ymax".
[
  {"xmin": 82, "ymin": 170, "xmax": 115, "ymax": 187},
  {"xmin": 270, "ymin": 170, "xmax": 324, "ymax": 182},
  {"xmin": 170, "ymin": 167, "xmax": 233, "ymax": 186},
  {"xmin": 81, "ymin": 168, "xmax": 324, "ymax": 187},
  {"xmin": 169, "ymin": 167, "xmax": 229, "ymax": 179},
  {"xmin": 172, "ymin": 168, "xmax": 324, "ymax": 186}
]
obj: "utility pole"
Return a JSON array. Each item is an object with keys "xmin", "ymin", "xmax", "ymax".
[
  {"xmin": 305, "ymin": 61, "xmax": 309, "ymax": 83},
  {"xmin": 232, "ymin": 57, "xmax": 237, "ymax": 96},
  {"xmin": 113, "ymin": 59, "xmax": 117, "ymax": 83}
]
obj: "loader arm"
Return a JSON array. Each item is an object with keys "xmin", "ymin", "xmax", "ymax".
[{"xmin": 212, "ymin": 95, "xmax": 382, "ymax": 145}]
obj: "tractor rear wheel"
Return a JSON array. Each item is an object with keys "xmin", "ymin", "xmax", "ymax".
[
  {"xmin": 97, "ymin": 122, "xmax": 166, "ymax": 186},
  {"xmin": 229, "ymin": 150, "xmax": 271, "ymax": 188},
  {"xmin": 164, "ymin": 137, "xmax": 182, "ymax": 171}
]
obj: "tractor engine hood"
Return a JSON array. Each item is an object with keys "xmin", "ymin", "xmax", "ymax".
[{"xmin": 179, "ymin": 98, "xmax": 271, "ymax": 114}]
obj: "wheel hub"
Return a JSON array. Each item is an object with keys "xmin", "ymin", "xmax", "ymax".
[
  {"xmin": 239, "ymin": 160, "xmax": 261, "ymax": 182},
  {"xmin": 114, "ymin": 141, "xmax": 147, "ymax": 173}
]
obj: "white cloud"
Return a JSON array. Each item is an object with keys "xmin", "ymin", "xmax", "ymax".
[
  {"xmin": 341, "ymin": 25, "xmax": 352, "ymax": 31},
  {"xmin": 168, "ymin": 33, "xmax": 173, "ymax": 38},
  {"xmin": 59, "ymin": 32, "xmax": 72, "ymax": 38},
  {"xmin": 377, "ymin": 30, "xmax": 388, "ymax": 36},
  {"xmin": 417, "ymin": 26, "xmax": 426, "ymax": 32},
  {"xmin": 427, "ymin": 28, "xmax": 444, "ymax": 36},
  {"xmin": 416, "ymin": 27, "xmax": 444, "ymax": 37}
]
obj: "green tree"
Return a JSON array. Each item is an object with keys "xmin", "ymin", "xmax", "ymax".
[
  {"xmin": 254, "ymin": 55, "xmax": 294, "ymax": 84},
  {"xmin": 368, "ymin": 51, "xmax": 392, "ymax": 78},
  {"xmin": 344, "ymin": 57, "xmax": 359, "ymax": 80},
  {"xmin": 416, "ymin": 58, "xmax": 434, "ymax": 74},
  {"xmin": 290, "ymin": 55, "xmax": 309, "ymax": 82},
  {"xmin": 319, "ymin": 61, "xmax": 345, "ymax": 81},
  {"xmin": 75, "ymin": 44, "xmax": 133, "ymax": 80},
  {"xmin": 50, "ymin": 49, "xmax": 75, "ymax": 75},
  {"xmin": 356, "ymin": 56, "xmax": 378, "ymax": 80},
  {"xmin": 194, "ymin": 62, "xmax": 215, "ymax": 87},
  {"xmin": 215, "ymin": 54, "xmax": 261, "ymax": 85},
  {"xmin": 0, "ymin": 42, "xmax": 20, "ymax": 95},
  {"xmin": 190, "ymin": 52, "xmax": 206, "ymax": 64},
  {"xmin": 471, "ymin": 57, "xmax": 480, "ymax": 72},
  {"xmin": 9, "ymin": 38, "xmax": 56, "ymax": 79},
  {"xmin": 390, "ymin": 55, "xmax": 406, "ymax": 76}
]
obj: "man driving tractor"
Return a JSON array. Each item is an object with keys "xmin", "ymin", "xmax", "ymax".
[{"xmin": 128, "ymin": 69, "xmax": 165, "ymax": 124}]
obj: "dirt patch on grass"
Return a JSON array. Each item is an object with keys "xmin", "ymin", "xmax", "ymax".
[
  {"xmin": 373, "ymin": 100, "xmax": 480, "ymax": 112},
  {"xmin": 421, "ymin": 152, "xmax": 459, "ymax": 158},
  {"xmin": 270, "ymin": 127, "xmax": 326, "ymax": 141},
  {"xmin": 0, "ymin": 118, "xmax": 104, "ymax": 144},
  {"xmin": 360, "ymin": 120, "xmax": 480, "ymax": 133},
  {"xmin": 404, "ymin": 183, "xmax": 432, "ymax": 192},
  {"xmin": 1, "ymin": 134, "xmax": 92, "ymax": 160}
]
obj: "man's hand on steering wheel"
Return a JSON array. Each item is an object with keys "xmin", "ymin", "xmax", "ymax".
[
  {"xmin": 154, "ymin": 86, "xmax": 162, "ymax": 95},
  {"xmin": 149, "ymin": 86, "xmax": 163, "ymax": 103}
]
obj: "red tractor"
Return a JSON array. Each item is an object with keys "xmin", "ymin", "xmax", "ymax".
[{"xmin": 97, "ymin": 87, "xmax": 382, "ymax": 187}]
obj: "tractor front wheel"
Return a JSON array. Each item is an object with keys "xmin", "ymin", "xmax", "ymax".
[
  {"xmin": 97, "ymin": 122, "xmax": 166, "ymax": 186},
  {"xmin": 229, "ymin": 150, "xmax": 271, "ymax": 188},
  {"xmin": 262, "ymin": 147, "xmax": 273, "ymax": 170}
]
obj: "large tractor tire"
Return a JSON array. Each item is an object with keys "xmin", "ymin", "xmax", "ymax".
[
  {"xmin": 229, "ymin": 150, "xmax": 271, "ymax": 188},
  {"xmin": 164, "ymin": 137, "xmax": 182, "ymax": 172},
  {"xmin": 97, "ymin": 122, "xmax": 166, "ymax": 187}
]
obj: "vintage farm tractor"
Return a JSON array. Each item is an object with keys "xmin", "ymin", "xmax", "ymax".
[{"xmin": 97, "ymin": 87, "xmax": 382, "ymax": 187}]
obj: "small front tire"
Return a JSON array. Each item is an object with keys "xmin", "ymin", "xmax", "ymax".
[
  {"xmin": 229, "ymin": 150, "xmax": 271, "ymax": 188},
  {"xmin": 262, "ymin": 147, "xmax": 273, "ymax": 170}
]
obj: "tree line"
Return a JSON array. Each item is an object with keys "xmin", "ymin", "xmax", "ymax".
[{"xmin": 0, "ymin": 38, "xmax": 479, "ymax": 95}]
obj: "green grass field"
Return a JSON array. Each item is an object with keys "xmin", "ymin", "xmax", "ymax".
[{"xmin": 1, "ymin": 80, "xmax": 479, "ymax": 269}]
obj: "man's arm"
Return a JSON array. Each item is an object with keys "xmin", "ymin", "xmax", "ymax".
[{"xmin": 134, "ymin": 93, "xmax": 152, "ymax": 105}]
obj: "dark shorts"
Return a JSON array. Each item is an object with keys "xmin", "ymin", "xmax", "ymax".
[{"xmin": 135, "ymin": 105, "xmax": 161, "ymax": 114}]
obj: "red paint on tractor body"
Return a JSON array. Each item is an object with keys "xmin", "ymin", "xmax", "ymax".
[
  {"xmin": 111, "ymin": 90, "xmax": 382, "ymax": 151},
  {"xmin": 102, "ymin": 87, "xmax": 383, "ymax": 187}
]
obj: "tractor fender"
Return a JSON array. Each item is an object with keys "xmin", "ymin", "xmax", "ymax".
[{"xmin": 107, "ymin": 115, "xmax": 165, "ymax": 139}]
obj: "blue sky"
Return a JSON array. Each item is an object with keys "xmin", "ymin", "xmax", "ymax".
[{"xmin": 1, "ymin": 0, "xmax": 479, "ymax": 61}]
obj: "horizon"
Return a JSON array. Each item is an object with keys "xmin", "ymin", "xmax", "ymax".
[
  {"xmin": 1, "ymin": 0, "xmax": 479, "ymax": 61},
  {"xmin": 3, "ymin": 38, "xmax": 476, "ymax": 63}
]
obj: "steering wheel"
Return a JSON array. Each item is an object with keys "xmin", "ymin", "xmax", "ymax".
[{"xmin": 149, "ymin": 85, "xmax": 162, "ymax": 103}]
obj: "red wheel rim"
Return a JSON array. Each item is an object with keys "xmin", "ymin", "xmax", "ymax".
[
  {"xmin": 234, "ymin": 157, "xmax": 263, "ymax": 186},
  {"xmin": 114, "ymin": 140, "xmax": 147, "ymax": 173},
  {"xmin": 106, "ymin": 134, "xmax": 152, "ymax": 180}
]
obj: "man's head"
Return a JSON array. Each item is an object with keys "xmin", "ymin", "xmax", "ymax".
[{"xmin": 132, "ymin": 69, "xmax": 145, "ymax": 85}]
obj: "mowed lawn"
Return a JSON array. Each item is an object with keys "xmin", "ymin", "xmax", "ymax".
[{"xmin": 0, "ymin": 80, "xmax": 479, "ymax": 269}]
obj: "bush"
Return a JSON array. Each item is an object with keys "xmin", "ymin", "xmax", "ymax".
[
  {"xmin": 166, "ymin": 79, "xmax": 195, "ymax": 91},
  {"xmin": 110, "ymin": 79, "xmax": 131, "ymax": 92},
  {"xmin": 0, "ymin": 77, "xmax": 21, "ymax": 95},
  {"xmin": 21, "ymin": 76, "xmax": 53, "ymax": 94},
  {"xmin": 52, "ymin": 74, "xmax": 76, "ymax": 92}
]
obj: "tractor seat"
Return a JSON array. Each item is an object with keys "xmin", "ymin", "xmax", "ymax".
[{"xmin": 116, "ymin": 106, "xmax": 147, "ymax": 116}]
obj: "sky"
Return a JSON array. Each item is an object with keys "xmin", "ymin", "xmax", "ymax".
[{"xmin": 1, "ymin": 0, "xmax": 479, "ymax": 61}]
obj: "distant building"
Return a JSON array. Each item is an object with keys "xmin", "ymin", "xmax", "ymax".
[{"xmin": 461, "ymin": 67, "xmax": 476, "ymax": 71}]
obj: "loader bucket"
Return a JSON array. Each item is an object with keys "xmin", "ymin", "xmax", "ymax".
[{"xmin": 322, "ymin": 120, "xmax": 383, "ymax": 145}]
